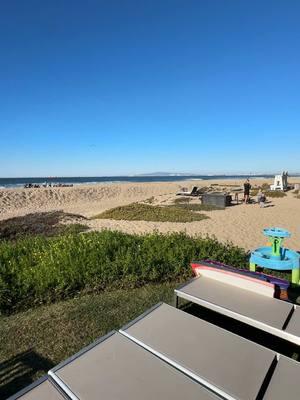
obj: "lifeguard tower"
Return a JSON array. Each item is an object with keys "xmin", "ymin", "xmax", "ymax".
[{"xmin": 270, "ymin": 171, "xmax": 288, "ymax": 191}]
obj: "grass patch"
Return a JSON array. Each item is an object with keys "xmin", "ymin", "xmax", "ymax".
[
  {"xmin": 264, "ymin": 190, "xmax": 286, "ymax": 198},
  {"xmin": 0, "ymin": 230, "xmax": 247, "ymax": 313},
  {"xmin": 0, "ymin": 211, "xmax": 88, "ymax": 241},
  {"xmin": 251, "ymin": 189, "xmax": 287, "ymax": 198},
  {"xmin": 93, "ymin": 202, "xmax": 209, "ymax": 222},
  {"xmin": 0, "ymin": 283, "xmax": 176, "ymax": 399}
]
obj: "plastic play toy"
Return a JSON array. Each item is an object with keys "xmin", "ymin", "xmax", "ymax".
[{"xmin": 250, "ymin": 228, "xmax": 300, "ymax": 285}]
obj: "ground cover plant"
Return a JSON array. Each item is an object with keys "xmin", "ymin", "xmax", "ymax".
[
  {"xmin": 251, "ymin": 188, "xmax": 287, "ymax": 198},
  {"xmin": 93, "ymin": 202, "xmax": 209, "ymax": 222},
  {"xmin": 0, "ymin": 211, "xmax": 88, "ymax": 241},
  {"xmin": 0, "ymin": 230, "xmax": 248, "ymax": 313},
  {"xmin": 264, "ymin": 190, "xmax": 286, "ymax": 198}
]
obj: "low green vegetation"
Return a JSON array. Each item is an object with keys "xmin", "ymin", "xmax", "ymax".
[
  {"xmin": 0, "ymin": 230, "xmax": 247, "ymax": 313},
  {"xmin": 93, "ymin": 202, "xmax": 209, "ymax": 222},
  {"xmin": 261, "ymin": 183, "xmax": 271, "ymax": 190},
  {"xmin": 264, "ymin": 190, "xmax": 287, "ymax": 198},
  {"xmin": 0, "ymin": 283, "xmax": 176, "ymax": 399},
  {"xmin": 251, "ymin": 189, "xmax": 287, "ymax": 198},
  {"xmin": 0, "ymin": 211, "xmax": 88, "ymax": 241}
]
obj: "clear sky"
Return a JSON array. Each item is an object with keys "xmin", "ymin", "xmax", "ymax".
[{"xmin": 1, "ymin": 1, "xmax": 299, "ymax": 177}]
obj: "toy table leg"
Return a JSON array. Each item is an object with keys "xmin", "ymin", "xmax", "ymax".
[
  {"xmin": 292, "ymin": 268, "xmax": 300, "ymax": 285},
  {"xmin": 249, "ymin": 262, "xmax": 256, "ymax": 272}
]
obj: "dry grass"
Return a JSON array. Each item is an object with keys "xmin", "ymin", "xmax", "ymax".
[{"xmin": 0, "ymin": 211, "xmax": 88, "ymax": 241}]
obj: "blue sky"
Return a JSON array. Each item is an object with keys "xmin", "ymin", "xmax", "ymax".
[{"xmin": 1, "ymin": 1, "xmax": 299, "ymax": 177}]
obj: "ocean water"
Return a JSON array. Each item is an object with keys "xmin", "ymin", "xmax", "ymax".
[{"xmin": 0, "ymin": 175, "xmax": 274, "ymax": 189}]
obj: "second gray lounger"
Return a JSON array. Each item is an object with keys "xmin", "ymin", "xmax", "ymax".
[
  {"xmin": 120, "ymin": 303, "xmax": 277, "ymax": 400},
  {"xmin": 174, "ymin": 276, "xmax": 300, "ymax": 345}
]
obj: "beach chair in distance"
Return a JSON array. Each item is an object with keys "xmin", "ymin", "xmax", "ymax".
[{"xmin": 176, "ymin": 186, "xmax": 198, "ymax": 196}]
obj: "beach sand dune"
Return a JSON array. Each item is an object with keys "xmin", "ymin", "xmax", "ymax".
[
  {"xmin": 0, "ymin": 182, "xmax": 182, "ymax": 218},
  {"xmin": 1, "ymin": 179, "xmax": 299, "ymax": 251}
]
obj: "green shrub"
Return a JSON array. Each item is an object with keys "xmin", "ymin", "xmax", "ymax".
[
  {"xmin": 93, "ymin": 203, "xmax": 209, "ymax": 222},
  {"xmin": 261, "ymin": 183, "xmax": 270, "ymax": 190},
  {"xmin": 0, "ymin": 231, "xmax": 248, "ymax": 313},
  {"xmin": 251, "ymin": 189, "xmax": 286, "ymax": 198}
]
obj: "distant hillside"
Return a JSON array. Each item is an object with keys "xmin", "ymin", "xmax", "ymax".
[{"xmin": 136, "ymin": 172, "xmax": 196, "ymax": 177}]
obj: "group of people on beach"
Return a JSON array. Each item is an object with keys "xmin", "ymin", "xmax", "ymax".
[
  {"xmin": 244, "ymin": 179, "xmax": 266, "ymax": 207},
  {"xmin": 24, "ymin": 183, "xmax": 74, "ymax": 188}
]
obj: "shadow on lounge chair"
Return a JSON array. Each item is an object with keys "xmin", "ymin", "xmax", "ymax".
[{"xmin": 176, "ymin": 186, "xmax": 199, "ymax": 196}]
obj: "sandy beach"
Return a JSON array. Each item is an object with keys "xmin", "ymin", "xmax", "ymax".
[{"xmin": 1, "ymin": 178, "xmax": 299, "ymax": 251}]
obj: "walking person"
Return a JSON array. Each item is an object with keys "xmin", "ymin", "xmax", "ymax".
[{"xmin": 244, "ymin": 179, "xmax": 251, "ymax": 203}]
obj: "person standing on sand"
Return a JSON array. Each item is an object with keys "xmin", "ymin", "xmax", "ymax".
[{"xmin": 244, "ymin": 179, "xmax": 251, "ymax": 203}]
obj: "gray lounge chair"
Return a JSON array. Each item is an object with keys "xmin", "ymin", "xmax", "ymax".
[
  {"xmin": 120, "ymin": 303, "xmax": 276, "ymax": 400},
  {"xmin": 48, "ymin": 330, "xmax": 218, "ymax": 400},
  {"xmin": 10, "ymin": 302, "xmax": 300, "ymax": 400},
  {"xmin": 176, "ymin": 186, "xmax": 199, "ymax": 196},
  {"xmin": 7, "ymin": 376, "xmax": 65, "ymax": 400},
  {"xmin": 174, "ymin": 275, "xmax": 300, "ymax": 346}
]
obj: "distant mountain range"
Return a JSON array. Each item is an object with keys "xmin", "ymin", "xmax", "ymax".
[
  {"xmin": 136, "ymin": 172, "xmax": 196, "ymax": 177},
  {"xmin": 136, "ymin": 172, "xmax": 300, "ymax": 177}
]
